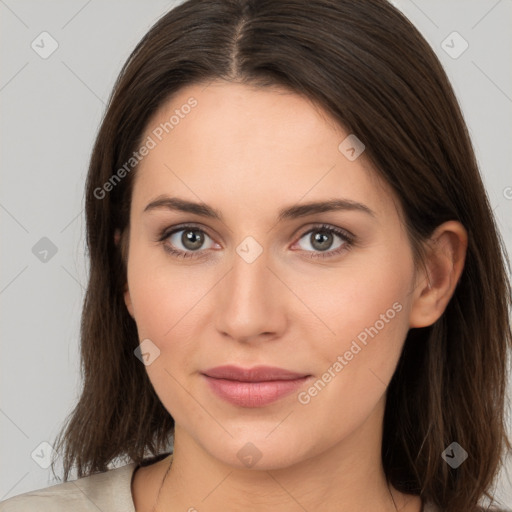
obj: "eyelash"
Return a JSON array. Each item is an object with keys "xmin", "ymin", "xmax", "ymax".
[{"xmin": 157, "ymin": 223, "xmax": 355, "ymax": 260}]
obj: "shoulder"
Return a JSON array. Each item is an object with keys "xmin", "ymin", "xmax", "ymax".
[
  {"xmin": 474, "ymin": 508, "xmax": 512, "ymax": 512},
  {"xmin": 424, "ymin": 503, "xmax": 511, "ymax": 512},
  {"xmin": 0, "ymin": 462, "xmax": 138, "ymax": 512}
]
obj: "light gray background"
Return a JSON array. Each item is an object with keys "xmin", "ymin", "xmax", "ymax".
[{"xmin": 1, "ymin": 0, "xmax": 511, "ymax": 507}]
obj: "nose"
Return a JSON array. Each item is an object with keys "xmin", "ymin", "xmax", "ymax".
[{"xmin": 214, "ymin": 243, "xmax": 288, "ymax": 344}]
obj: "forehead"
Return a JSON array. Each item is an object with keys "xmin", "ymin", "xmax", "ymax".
[{"xmin": 131, "ymin": 81, "xmax": 396, "ymax": 221}]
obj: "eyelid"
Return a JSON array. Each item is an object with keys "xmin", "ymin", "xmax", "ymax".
[
  {"xmin": 293, "ymin": 223, "xmax": 355, "ymax": 244},
  {"xmin": 157, "ymin": 222, "xmax": 215, "ymax": 242}
]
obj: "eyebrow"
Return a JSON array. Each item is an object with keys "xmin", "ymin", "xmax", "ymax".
[{"xmin": 143, "ymin": 196, "xmax": 376, "ymax": 221}]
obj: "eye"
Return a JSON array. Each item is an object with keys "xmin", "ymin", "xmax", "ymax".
[
  {"xmin": 158, "ymin": 225, "xmax": 217, "ymax": 259},
  {"xmin": 293, "ymin": 224, "xmax": 354, "ymax": 259}
]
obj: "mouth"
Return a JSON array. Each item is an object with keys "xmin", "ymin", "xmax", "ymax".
[{"xmin": 201, "ymin": 365, "xmax": 312, "ymax": 407}]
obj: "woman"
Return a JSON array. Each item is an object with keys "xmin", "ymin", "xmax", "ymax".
[{"xmin": 1, "ymin": 0, "xmax": 510, "ymax": 511}]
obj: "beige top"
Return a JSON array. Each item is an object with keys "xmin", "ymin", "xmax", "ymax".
[{"xmin": 0, "ymin": 456, "xmax": 442, "ymax": 512}]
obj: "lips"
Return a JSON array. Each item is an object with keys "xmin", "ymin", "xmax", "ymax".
[
  {"xmin": 203, "ymin": 365, "xmax": 309, "ymax": 381},
  {"xmin": 202, "ymin": 365, "xmax": 312, "ymax": 407}
]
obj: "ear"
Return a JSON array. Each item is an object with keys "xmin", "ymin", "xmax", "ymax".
[
  {"xmin": 114, "ymin": 228, "xmax": 135, "ymax": 319},
  {"xmin": 409, "ymin": 220, "xmax": 468, "ymax": 328},
  {"xmin": 124, "ymin": 286, "xmax": 135, "ymax": 319}
]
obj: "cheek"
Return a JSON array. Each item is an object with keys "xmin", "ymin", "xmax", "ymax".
[
  {"xmin": 126, "ymin": 237, "xmax": 207, "ymax": 341},
  {"xmin": 303, "ymin": 244, "xmax": 413, "ymax": 346},
  {"xmin": 297, "ymin": 241, "xmax": 415, "ymax": 409},
  {"xmin": 126, "ymin": 246, "xmax": 208, "ymax": 418},
  {"xmin": 293, "ymin": 255, "xmax": 413, "ymax": 440}
]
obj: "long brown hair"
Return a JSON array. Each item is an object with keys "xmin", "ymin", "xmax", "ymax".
[{"xmin": 50, "ymin": 1, "xmax": 512, "ymax": 510}]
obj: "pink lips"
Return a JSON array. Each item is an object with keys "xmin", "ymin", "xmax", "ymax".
[{"xmin": 202, "ymin": 365, "xmax": 311, "ymax": 408}]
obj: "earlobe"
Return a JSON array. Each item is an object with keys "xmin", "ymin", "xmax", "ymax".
[{"xmin": 409, "ymin": 221, "xmax": 468, "ymax": 328}]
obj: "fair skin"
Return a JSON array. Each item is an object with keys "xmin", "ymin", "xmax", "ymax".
[{"xmin": 122, "ymin": 81, "xmax": 467, "ymax": 511}]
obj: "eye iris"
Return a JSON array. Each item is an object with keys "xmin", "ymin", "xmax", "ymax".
[
  {"xmin": 182, "ymin": 230, "xmax": 204, "ymax": 250},
  {"xmin": 311, "ymin": 230, "xmax": 333, "ymax": 251}
]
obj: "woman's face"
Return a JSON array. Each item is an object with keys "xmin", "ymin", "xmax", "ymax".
[{"xmin": 123, "ymin": 81, "xmax": 423, "ymax": 469}]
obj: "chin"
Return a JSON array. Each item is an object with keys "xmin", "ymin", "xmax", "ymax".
[{"xmin": 196, "ymin": 429, "xmax": 312, "ymax": 471}]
